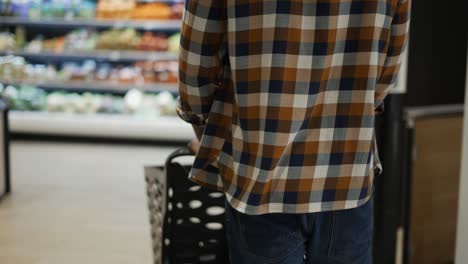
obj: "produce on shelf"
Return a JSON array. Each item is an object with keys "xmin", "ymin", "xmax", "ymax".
[
  {"xmin": 0, "ymin": 55, "xmax": 68, "ymax": 82},
  {"xmin": 0, "ymin": 55, "xmax": 179, "ymax": 85},
  {"xmin": 95, "ymin": 28, "xmax": 141, "ymax": 50},
  {"xmin": 96, "ymin": 0, "xmax": 181, "ymax": 20},
  {"xmin": 131, "ymin": 2, "xmax": 171, "ymax": 20},
  {"xmin": 0, "ymin": 84, "xmax": 178, "ymax": 117},
  {"xmin": 0, "ymin": 55, "xmax": 28, "ymax": 81},
  {"xmin": 24, "ymin": 29, "xmax": 97, "ymax": 53},
  {"xmin": 170, "ymin": 2, "xmax": 184, "ymax": 20},
  {"xmin": 2, "ymin": 28, "xmax": 177, "ymax": 53},
  {"xmin": 96, "ymin": 0, "xmax": 134, "ymax": 19},
  {"xmin": 1, "ymin": 0, "xmax": 182, "ymax": 20},
  {"xmin": 95, "ymin": 28, "xmax": 169, "ymax": 51},
  {"xmin": 0, "ymin": 0, "xmax": 96, "ymax": 19},
  {"xmin": 0, "ymin": 84, "xmax": 47, "ymax": 111},
  {"xmin": 138, "ymin": 32, "xmax": 168, "ymax": 51},
  {"xmin": 14, "ymin": 26, "xmax": 27, "ymax": 48},
  {"xmin": 135, "ymin": 60, "xmax": 178, "ymax": 83},
  {"xmin": 0, "ymin": 32, "xmax": 16, "ymax": 50},
  {"xmin": 168, "ymin": 33, "xmax": 180, "ymax": 53}
]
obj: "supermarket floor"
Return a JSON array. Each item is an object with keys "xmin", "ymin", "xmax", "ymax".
[{"xmin": 0, "ymin": 140, "xmax": 180, "ymax": 264}]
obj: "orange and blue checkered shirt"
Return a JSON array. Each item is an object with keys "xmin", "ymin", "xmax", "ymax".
[{"xmin": 177, "ymin": 0, "xmax": 410, "ymax": 214}]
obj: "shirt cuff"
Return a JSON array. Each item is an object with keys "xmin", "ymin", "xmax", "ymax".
[
  {"xmin": 374, "ymin": 99, "xmax": 385, "ymax": 114},
  {"xmin": 176, "ymin": 96, "xmax": 207, "ymax": 126}
]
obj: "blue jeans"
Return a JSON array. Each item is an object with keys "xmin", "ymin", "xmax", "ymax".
[{"xmin": 225, "ymin": 197, "xmax": 373, "ymax": 264}]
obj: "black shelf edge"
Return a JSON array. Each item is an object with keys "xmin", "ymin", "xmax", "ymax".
[
  {"xmin": 11, "ymin": 132, "xmax": 188, "ymax": 146},
  {"xmin": 0, "ymin": 79, "xmax": 179, "ymax": 94},
  {"xmin": 0, "ymin": 17, "xmax": 182, "ymax": 31},
  {"xmin": 0, "ymin": 50, "xmax": 178, "ymax": 62}
]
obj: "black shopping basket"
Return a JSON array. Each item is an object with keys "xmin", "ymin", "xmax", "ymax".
[{"xmin": 145, "ymin": 147, "xmax": 230, "ymax": 264}]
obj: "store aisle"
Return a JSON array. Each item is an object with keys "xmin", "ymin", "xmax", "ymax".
[{"xmin": 0, "ymin": 140, "xmax": 180, "ymax": 264}]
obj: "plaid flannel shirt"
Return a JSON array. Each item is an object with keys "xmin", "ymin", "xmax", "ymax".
[{"xmin": 177, "ymin": 0, "xmax": 410, "ymax": 215}]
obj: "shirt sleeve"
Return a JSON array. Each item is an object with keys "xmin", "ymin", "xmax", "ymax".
[
  {"xmin": 374, "ymin": 0, "xmax": 411, "ymax": 113},
  {"xmin": 176, "ymin": 0, "xmax": 227, "ymax": 126}
]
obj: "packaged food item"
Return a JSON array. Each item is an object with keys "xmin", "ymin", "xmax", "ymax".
[
  {"xmin": 0, "ymin": 55, "xmax": 179, "ymax": 85},
  {"xmin": 170, "ymin": 2, "xmax": 184, "ymax": 20},
  {"xmin": 0, "ymin": 83, "xmax": 178, "ymax": 117},
  {"xmin": 0, "ymin": 32, "xmax": 16, "ymax": 51},
  {"xmin": 62, "ymin": 29, "xmax": 97, "ymax": 52},
  {"xmin": 96, "ymin": 0, "xmax": 135, "ymax": 20},
  {"xmin": 138, "ymin": 32, "xmax": 168, "ymax": 51},
  {"xmin": 153, "ymin": 60, "xmax": 178, "ymax": 83},
  {"xmin": 77, "ymin": 0, "xmax": 96, "ymax": 19},
  {"xmin": 24, "ymin": 35, "xmax": 44, "ymax": 52},
  {"xmin": 15, "ymin": 26, "xmax": 26, "ymax": 49},
  {"xmin": 42, "ymin": 36, "xmax": 64, "ymax": 52},
  {"xmin": 137, "ymin": 61, "xmax": 157, "ymax": 83},
  {"xmin": 0, "ymin": 0, "xmax": 14, "ymax": 16},
  {"xmin": 133, "ymin": 60, "xmax": 177, "ymax": 84},
  {"xmin": 117, "ymin": 66, "xmax": 142, "ymax": 84},
  {"xmin": 95, "ymin": 63, "xmax": 111, "ymax": 81},
  {"xmin": 11, "ymin": 28, "xmax": 176, "ymax": 53},
  {"xmin": 0, "ymin": 55, "xmax": 26, "ymax": 80},
  {"xmin": 12, "ymin": 0, "xmax": 30, "ymax": 18},
  {"xmin": 131, "ymin": 2, "xmax": 171, "ymax": 20},
  {"xmin": 26, "ymin": 0, "xmax": 41, "ymax": 18},
  {"xmin": 96, "ymin": 28, "xmax": 141, "ymax": 50},
  {"xmin": 168, "ymin": 33, "xmax": 180, "ymax": 53}
]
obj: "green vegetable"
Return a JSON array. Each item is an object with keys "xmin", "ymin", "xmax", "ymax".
[{"xmin": 18, "ymin": 85, "xmax": 47, "ymax": 111}]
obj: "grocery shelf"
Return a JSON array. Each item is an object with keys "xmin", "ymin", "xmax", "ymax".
[
  {"xmin": 1, "ymin": 50, "xmax": 178, "ymax": 62},
  {"xmin": 0, "ymin": 79, "xmax": 178, "ymax": 94},
  {"xmin": 8, "ymin": 111, "xmax": 193, "ymax": 141},
  {"xmin": 137, "ymin": 0, "xmax": 184, "ymax": 3},
  {"xmin": 0, "ymin": 16, "xmax": 181, "ymax": 31}
]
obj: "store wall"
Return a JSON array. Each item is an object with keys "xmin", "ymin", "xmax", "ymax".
[
  {"xmin": 405, "ymin": 0, "xmax": 467, "ymax": 106},
  {"xmin": 455, "ymin": 52, "xmax": 468, "ymax": 264}
]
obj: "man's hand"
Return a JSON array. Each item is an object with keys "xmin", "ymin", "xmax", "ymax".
[
  {"xmin": 192, "ymin": 125, "xmax": 205, "ymax": 141},
  {"xmin": 188, "ymin": 138, "xmax": 201, "ymax": 154},
  {"xmin": 187, "ymin": 124, "xmax": 204, "ymax": 154}
]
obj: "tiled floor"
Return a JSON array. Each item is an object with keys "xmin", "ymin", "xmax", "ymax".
[{"xmin": 0, "ymin": 140, "xmax": 179, "ymax": 264}]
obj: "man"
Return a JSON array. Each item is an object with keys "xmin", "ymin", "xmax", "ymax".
[{"xmin": 177, "ymin": 0, "xmax": 410, "ymax": 263}]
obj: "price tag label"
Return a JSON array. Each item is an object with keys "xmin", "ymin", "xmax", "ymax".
[
  {"xmin": 148, "ymin": 53, "xmax": 160, "ymax": 61},
  {"xmin": 113, "ymin": 20, "xmax": 125, "ymax": 29},
  {"xmin": 143, "ymin": 21, "xmax": 155, "ymax": 31},
  {"xmin": 109, "ymin": 51, "xmax": 121, "ymax": 61}
]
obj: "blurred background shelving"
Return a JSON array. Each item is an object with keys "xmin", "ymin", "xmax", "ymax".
[
  {"xmin": 0, "ymin": 79, "xmax": 179, "ymax": 93},
  {"xmin": 0, "ymin": 0, "xmax": 186, "ymax": 141},
  {"xmin": 0, "ymin": 50, "xmax": 179, "ymax": 62},
  {"xmin": 0, "ymin": 16, "xmax": 182, "ymax": 30},
  {"xmin": 9, "ymin": 110, "xmax": 192, "ymax": 141}
]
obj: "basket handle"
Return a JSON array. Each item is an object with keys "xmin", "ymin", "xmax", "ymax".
[{"xmin": 164, "ymin": 146, "xmax": 194, "ymax": 168}]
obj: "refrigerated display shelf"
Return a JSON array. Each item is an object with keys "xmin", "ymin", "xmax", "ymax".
[
  {"xmin": 1, "ymin": 50, "xmax": 178, "ymax": 62},
  {"xmin": 0, "ymin": 17, "xmax": 181, "ymax": 31},
  {"xmin": 8, "ymin": 110, "xmax": 193, "ymax": 141},
  {"xmin": 0, "ymin": 79, "xmax": 178, "ymax": 94}
]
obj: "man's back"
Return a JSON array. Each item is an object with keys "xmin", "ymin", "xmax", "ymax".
[{"xmin": 177, "ymin": 0, "xmax": 410, "ymax": 215}]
